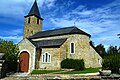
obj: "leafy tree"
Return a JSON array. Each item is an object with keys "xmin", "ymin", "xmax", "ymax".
[
  {"xmin": 117, "ymin": 34, "xmax": 120, "ymax": 38},
  {"xmin": 0, "ymin": 38, "xmax": 19, "ymax": 77},
  {"xmin": 107, "ymin": 46, "xmax": 119, "ymax": 54},
  {"xmin": 0, "ymin": 38, "xmax": 19, "ymax": 62},
  {"xmin": 96, "ymin": 44, "xmax": 106, "ymax": 57},
  {"xmin": 102, "ymin": 54, "xmax": 120, "ymax": 73}
]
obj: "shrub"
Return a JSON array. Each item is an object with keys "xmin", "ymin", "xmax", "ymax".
[
  {"xmin": 61, "ymin": 58, "xmax": 85, "ymax": 70},
  {"xmin": 102, "ymin": 54, "xmax": 120, "ymax": 73}
]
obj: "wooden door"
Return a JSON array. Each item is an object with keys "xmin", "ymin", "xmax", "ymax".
[{"xmin": 20, "ymin": 51, "xmax": 29, "ymax": 72}]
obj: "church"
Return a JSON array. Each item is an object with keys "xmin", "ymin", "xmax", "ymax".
[{"xmin": 18, "ymin": 0, "xmax": 102, "ymax": 73}]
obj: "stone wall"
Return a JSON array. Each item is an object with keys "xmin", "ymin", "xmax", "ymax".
[
  {"xmin": 39, "ymin": 48, "xmax": 61, "ymax": 70},
  {"xmin": 24, "ymin": 16, "xmax": 42, "ymax": 38},
  {"xmin": 33, "ymin": 34, "xmax": 102, "ymax": 69},
  {"xmin": 18, "ymin": 38, "xmax": 36, "ymax": 73}
]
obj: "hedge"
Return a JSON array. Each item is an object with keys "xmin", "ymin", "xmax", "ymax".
[
  {"xmin": 61, "ymin": 58, "xmax": 85, "ymax": 70},
  {"xmin": 102, "ymin": 54, "xmax": 120, "ymax": 73}
]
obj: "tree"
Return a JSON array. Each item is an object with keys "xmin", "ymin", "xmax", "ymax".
[
  {"xmin": 0, "ymin": 38, "xmax": 19, "ymax": 77},
  {"xmin": 96, "ymin": 44, "xmax": 106, "ymax": 57},
  {"xmin": 0, "ymin": 39, "xmax": 19, "ymax": 62},
  {"xmin": 117, "ymin": 34, "xmax": 120, "ymax": 38},
  {"xmin": 107, "ymin": 46, "xmax": 119, "ymax": 54}
]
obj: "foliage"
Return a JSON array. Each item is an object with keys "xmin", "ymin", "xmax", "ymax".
[
  {"xmin": 107, "ymin": 45, "xmax": 120, "ymax": 54},
  {"xmin": 59, "ymin": 68, "xmax": 100, "ymax": 74},
  {"xmin": 0, "ymin": 38, "xmax": 19, "ymax": 62},
  {"xmin": 0, "ymin": 38, "xmax": 19, "ymax": 78},
  {"xmin": 61, "ymin": 58, "xmax": 85, "ymax": 70},
  {"xmin": 31, "ymin": 70, "xmax": 61, "ymax": 74},
  {"xmin": 96, "ymin": 44, "xmax": 106, "ymax": 57},
  {"xmin": 102, "ymin": 54, "xmax": 120, "ymax": 73}
]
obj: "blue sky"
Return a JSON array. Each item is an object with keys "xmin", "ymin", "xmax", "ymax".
[{"xmin": 0, "ymin": 0, "xmax": 120, "ymax": 49}]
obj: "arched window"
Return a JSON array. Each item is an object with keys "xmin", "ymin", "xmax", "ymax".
[
  {"xmin": 70, "ymin": 42, "xmax": 75, "ymax": 54},
  {"xmin": 28, "ymin": 17, "xmax": 30, "ymax": 23},
  {"xmin": 42, "ymin": 52, "xmax": 51, "ymax": 63}
]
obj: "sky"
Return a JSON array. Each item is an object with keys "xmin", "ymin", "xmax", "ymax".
[{"xmin": 0, "ymin": 0, "xmax": 120, "ymax": 50}]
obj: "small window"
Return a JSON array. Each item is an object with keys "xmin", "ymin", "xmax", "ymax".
[
  {"xmin": 28, "ymin": 17, "xmax": 30, "ymax": 23},
  {"xmin": 70, "ymin": 42, "xmax": 75, "ymax": 54},
  {"xmin": 37, "ymin": 18, "xmax": 39, "ymax": 24},
  {"xmin": 42, "ymin": 53, "xmax": 51, "ymax": 63}
]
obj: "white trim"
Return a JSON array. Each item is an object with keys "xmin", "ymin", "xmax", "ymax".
[
  {"xmin": 42, "ymin": 52, "xmax": 51, "ymax": 63},
  {"xmin": 32, "ymin": 48, "xmax": 36, "ymax": 70},
  {"xmin": 98, "ymin": 59, "xmax": 101, "ymax": 65},
  {"xmin": 18, "ymin": 38, "xmax": 36, "ymax": 48},
  {"xmin": 19, "ymin": 49, "xmax": 31, "ymax": 73},
  {"xmin": 70, "ymin": 42, "xmax": 75, "ymax": 54}
]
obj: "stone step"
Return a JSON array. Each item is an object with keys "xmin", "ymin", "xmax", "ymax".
[{"xmin": 8, "ymin": 72, "xmax": 29, "ymax": 77}]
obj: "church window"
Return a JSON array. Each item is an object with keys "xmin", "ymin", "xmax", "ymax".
[
  {"xmin": 28, "ymin": 17, "xmax": 30, "ymax": 23},
  {"xmin": 37, "ymin": 18, "xmax": 39, "ymax": 24},
  {"xmin": 42, "ymin": 52, "xmax": 51, "ymax": 63},
  {"xmin": 70, "ymin": 42, "xmax": 75, "ymax": 54}
]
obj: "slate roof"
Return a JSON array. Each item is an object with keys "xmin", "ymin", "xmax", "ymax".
[
  {"xmin": 29, "ymin": 38, "xmax": 67, "ymax": 48},
  {"xmin": 29, "ymin": 27, "xmax": 91, "ymax": 39},
  {"xmin": 25, "ymin": 0, "xmax": 43, "ymax": 20}
]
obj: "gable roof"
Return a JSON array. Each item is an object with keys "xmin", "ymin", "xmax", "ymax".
[
  {"xmin": 29, "ymin": 27, "xmax": 91, "ymax": 39},
  {"xmin": 25, "ymin": 0, "xmax": 43, "ymax": 20},
  {"xmin": 29, "ymin": 38, "xmax": 67, "ymax": 48}
]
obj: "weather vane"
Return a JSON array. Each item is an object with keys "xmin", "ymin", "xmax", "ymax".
[{"xmin": 74, "ymin": 21, "xmax": 76, "ymax": 26}]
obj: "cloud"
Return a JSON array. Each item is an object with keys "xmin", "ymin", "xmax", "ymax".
[
  {"xmin": 4, "ymin": 29, "xmax": 23, "ymax": 36},
  {"xmin": 48, "ymin": 0, "xmax": 120, "ymax": 48},
  {"xmin": 0, "ymin": 28, "xmax": 23, "ymax": 43},
  {"xmin": 0, "ymin": 35, "xmax": 22, "ymax": 44}
]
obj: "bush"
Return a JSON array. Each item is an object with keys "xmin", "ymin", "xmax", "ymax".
[
  {"xmin": 1, "ymin": 61, "xmax": 18, "ymax": 78},
  {"xmin": 61, "ymin": 58, "xmax": 85, "ymax": 70},
  {"xmin": 102, "ymin": 54, "xmax": 120, "ymax": 73}
]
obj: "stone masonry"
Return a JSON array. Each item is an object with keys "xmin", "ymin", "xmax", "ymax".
[
  {"xmin": 33, "ymin": 34, "xmax": 102, "ymax": 70},
  {"xmin": 24, "ymin": 16, "xmax": 42, "ymax": 38}
]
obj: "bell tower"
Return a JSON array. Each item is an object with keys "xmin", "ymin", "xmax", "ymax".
[{"xmin": 24, "ymin": 0, "xmax": 43, "ymax": 38}]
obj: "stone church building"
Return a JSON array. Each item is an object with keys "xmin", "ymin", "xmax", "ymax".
[{"xmin": 18, "ymin": 0, "xmax": 102, "ymax": 73}]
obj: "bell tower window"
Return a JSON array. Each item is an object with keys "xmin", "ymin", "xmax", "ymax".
[
  {"xmin": 37, "ymin": 18, "xmax": 39, "ymax": 24},
  {"xmin": 28, "ymin": 17, "xmax": 30, "ymax": 23}
]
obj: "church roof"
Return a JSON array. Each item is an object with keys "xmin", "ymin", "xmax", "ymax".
[
  {"xmin": 29, "ymin": 27, "xmax": 91, "ymax": 39},
  {"xmin": 25, "ymin": 0, "xmax": 43, "ymax": 20},
  {"xmin": 29, "ymin": 38, "xmax": 67, "ymax": 48}
]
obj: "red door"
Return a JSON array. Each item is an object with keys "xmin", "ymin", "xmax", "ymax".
[{"xmin": 20, "ymin": 51, "xmax": 29, "ymax": 72}]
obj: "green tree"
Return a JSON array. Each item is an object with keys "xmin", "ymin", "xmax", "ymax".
[
  {"xmin": 117, "ymin": 34, "xmax": 120, "ymax": 38},
  {"xmin": 107, "ymin": 46, "xmax": 119, "ymax": 54},
  {"xmin": 0, "ymin": 39, "xmax": 19, "ymax": 77},
  {"xmin": 96, "ymin": 44, "xmax": 106, "ymax": 57},
  {"xmin": 0, "ymin": 38, "xmax": 19, "ymax": 62}
]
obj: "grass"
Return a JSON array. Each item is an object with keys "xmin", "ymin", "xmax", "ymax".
[
  {"xmin": 31, "ymin": 70, "xmax": 62, "ymax": 74},
  {"xmin": 59, "ymin": 68, "xmax": 100, "ymax": 74},
  {"xmin": 31, "ymin": 68, "xmax": 100, "ymax": 74}
]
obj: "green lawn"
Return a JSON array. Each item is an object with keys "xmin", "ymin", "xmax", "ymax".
[
  {"xmin": 31, "ymin": 70, "xmax": 62, "ymax": 74},
  {"xmin": 59, "ymin": 68, "xmax": 100, "ymax": 74},
  {"xmin": 31, "ymin": 68, "xmax": 100, "ymax": 74}
]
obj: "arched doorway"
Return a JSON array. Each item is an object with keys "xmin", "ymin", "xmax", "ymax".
[{"xmin": 20, "ymin": 51, "xmax": 29, "ymax": 72}]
